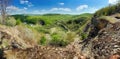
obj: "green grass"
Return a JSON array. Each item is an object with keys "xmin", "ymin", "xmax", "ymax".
[
  {"xmin": 39, "ymin": 36, "xmax": 47, "ymax": 45},
  {"xmin": 50, "ymin": 33, "xmax": 68, "ymax": 46}
]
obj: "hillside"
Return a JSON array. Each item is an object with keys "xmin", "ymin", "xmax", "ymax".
[
  {"xmin": 0, "ymin": 13, "xmax": 120, "ymax": 59},
  {"xmin": 12, "ymin": 13, "xmax": 92, "ymax": 26}
]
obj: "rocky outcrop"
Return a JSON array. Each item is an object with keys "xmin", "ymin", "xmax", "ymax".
[
  {"xmin": 80, "ymin": 14, "xmax": 120, "ymax": 59},
  {"xmin": 91, "ymin": 22, "xmax": 120, "ymax": 59}
]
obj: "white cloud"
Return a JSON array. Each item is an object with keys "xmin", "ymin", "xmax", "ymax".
[
  {"xmin": 88, "ymin": 8, "xmax": 98, "ymax": 13},
  {"xmin": 20, "ymin": 0, "xmax": 34, "ymax": 7},
  {"xmin": 23, "ymin": 7, "xmax": 28, "ymax": 10},
  {"xmin": 108, "ymin": 0, "xmax": 118, "ymax": 4},
  {"xmin": 7, "ymin": 6, "xmax": 28, "ymax": 11},
  {"xmin": 28, "ymin": 10, "xmax": 49, "ymax": 14},
  {"xmin": 75, "ymin": 5, "xmax": 99, "ymax": 14},
  {"xmin": 32, "ymin": 10, "xmax": 40, "ymax": 14},
  {"xmin": 6, "ymin": 5, "xmax": 28, "ymax": 14},
  {"xmin": 20, "ymin": 0, "xmax": 29, "ymax": 4},
  {"xmin": 50, "ymin": 8, "xmax": 58, "ymax": 11},
  {"xmin": 82, "ymin": 7, "xmax": 99, "ymax": 13},
  {"xmin": 59, "ymin": 2, "xmax": 64, "ymax": 5},
  {"xmin": 28, "ymin": 8, "xmax": 72, "ymax": 14},
  {"xmin": 50, "ymin": 8, "xmax": 71, "ymax": 12},
  {"xmin": 41, "ymin": 9, "xmax": 46, "ymax": 12},
  {"xmin": 76, "ymin": 5, "xmax": 88, "ymax": 11},
  {"xmin": 7, "ymin": 6, "xmax": 19, "ymax": 11},
  {"xmin": 28, "ymin": 3, "xmax": 34, "ymax": 7}
]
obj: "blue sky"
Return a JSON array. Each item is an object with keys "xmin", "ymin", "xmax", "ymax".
[{"xmin": 8, "ymin": 0, "xmax": 118, "ymax": 14}]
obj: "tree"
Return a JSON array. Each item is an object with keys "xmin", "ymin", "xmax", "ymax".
[{"xmin": 0, "ymin": 0, "xmax": 11, "ymax": 24}]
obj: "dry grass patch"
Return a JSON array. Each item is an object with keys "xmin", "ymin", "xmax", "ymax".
[{"xmin": 98, "ymin": 16, "xmax": 118, "ymax": 24}]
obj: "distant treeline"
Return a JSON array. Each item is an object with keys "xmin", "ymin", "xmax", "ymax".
[{"xmin": 12, "ymin": 13, "xmax": 93, "ymax": 26}]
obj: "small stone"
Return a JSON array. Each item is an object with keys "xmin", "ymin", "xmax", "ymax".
[
  {"xmin": 55, "ymin": 48, "xmax": 58, "ymax": 50},
  {"xmin": 106, "ymin": 34, "xmax": 109, "ymax": 36},
  {"xmin": 59, "ymin": 48, "xmax": 62, "ymax": 51},
  {"xmin": 111, "ymin": 38, "xmax": 114, "ymax": 39},
  {"xmin": 39, "ymin": 53, "xmax": 42, "ymax": 55},
  {"xmin": 104, "ymin": 32, "xmax": 107, "ymax": 34},
  {"xmin": 114, "ymin": 45, "xmax": 119, "ymax": 48},
  {"xmin": 64, "ymin": 58, "xmax": 66, "ymax": 59},
  {"xmin": 46, "ymin": 47, "xmax": 50, "ymax": 50},
  {"xmin": 73, "ymin": 56, "xmax": 78, "ymax": 59},
  {"xmin": 52, "ymin": 48, "xmax": 55, "ymax": 50}
]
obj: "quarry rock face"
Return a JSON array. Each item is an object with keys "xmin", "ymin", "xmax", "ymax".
[
  {"xmin": 92, "ymin": 22, "xmax": 120, "ymax": 59},
  {"xmin": 81, "ymin": 15, "xmax": 120, "ymax": 59}
]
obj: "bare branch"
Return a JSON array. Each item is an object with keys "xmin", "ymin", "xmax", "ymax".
[{"xmin": 0, "ymin": 0, "xmax": 12, "ymax": 24}]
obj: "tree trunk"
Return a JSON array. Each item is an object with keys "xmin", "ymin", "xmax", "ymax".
[{"xmin": 0, "ymin": 0, "xmax": 9, "ymax": 24}]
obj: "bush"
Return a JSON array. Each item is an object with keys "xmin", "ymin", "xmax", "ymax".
[
  {"xmin": 81, "ymin": 33, "xmax": 88, "ymax": 40},
  {"xmin": 39, "ymin": 36, "xmax": 47, "ymax": 45},
  {"xmin": 50, "ymin": 33, "xmax": 68, "ymax": 47},
  {"xmin": 65, "ymin": 31, "xmax": 76, "ymax": 42},
  {"xmin": 34, "ymin": 25, "xmax": 50, "ymax": 33},
  {"xmin": 6, "ymin": 17, "xmax": 16, "ymax": 26},
  {"xmin": 16, "ymin": 19, "xmax": 22, "ymax": 25},
  {"xmin": 25, "ymin": 16, "xmax": 45, "ymax": 25}
]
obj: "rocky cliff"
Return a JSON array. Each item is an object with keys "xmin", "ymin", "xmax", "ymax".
[{"xmin": 80, "ymin": 14, "xmax": 120, "ymax": 59}]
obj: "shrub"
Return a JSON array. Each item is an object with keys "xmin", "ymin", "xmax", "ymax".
[
  {"xmin": 39, "ymin": 36, "xmax": 47, "ymax": 45},
  {"xmin": 50, "ymin": 33, "xmax": 61, "ymax": 45},
  {"xmin": 25, "ymin": 16, "xmax": 45, "ymax": 25},
  {"xmin": 50, "ymin": 33, "xmax": 68, "ymax": 47},
  {"xmin": 6, "ymin": 17, "xmax": 16, "ymax": 26},
  {"xmin": 16, "ymin": 19, "xmax": 22, "ymax": 25},
  {"xmin": 34, "ymin": 25, "xmax": 50, "ymax": 33},
  {"xmin": 81, "ymin": 33, "xmax": 88, "ymax": 40},
  {"xmin": 59, "ymin": 40, "xmax": 68, "ymax": 46},
  {"xmin": 65, "ymin": 31, "xmax": 76, "ymax": 42}
]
